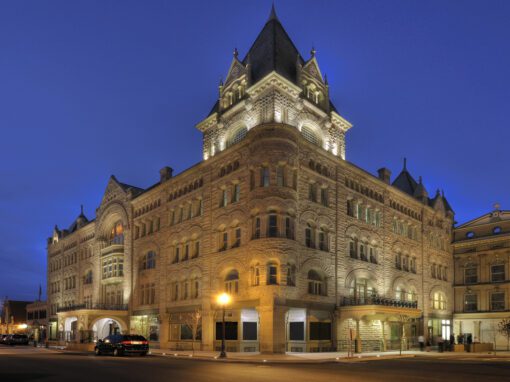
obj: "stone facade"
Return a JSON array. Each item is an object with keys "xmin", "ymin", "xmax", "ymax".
[
  {"xmin": 453, "ymin": 205, "xmax": 510, "ymax": 350},
  {"xmin": 45, "ymin": 8, "xmax": 455, "ymax": 353}
]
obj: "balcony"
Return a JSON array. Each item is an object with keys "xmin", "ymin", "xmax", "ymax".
[
  {"xmin": 57, "ymin": 303, "xmax": 128, "ymax": 313},
  {"xmin": 341, "ymin": 296, "xmax": 418, "ymax": 309}
]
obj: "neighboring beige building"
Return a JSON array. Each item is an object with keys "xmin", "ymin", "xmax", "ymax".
[
  {"xmin": 46, "ymin": 8, "xmax": 455, "ymax": 353},
  {"xmin": 453, "ymin": 205, "xmax": 510, "ymax": 350}
]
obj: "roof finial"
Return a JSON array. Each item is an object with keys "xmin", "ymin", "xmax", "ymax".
[
  {"xmin": 311, "ymin": 46, "xmax": 316, "ymax": 57},
  {"xmin": 324, "ymin": 73, "xmax": 328, "ymax": 85},
  {"xmin": 80, "ymin": 204, "xmax": 84, "ymax": 216},
  {"xmin": 268, "ymin": 2, "xmax": 278, "ymax": 21},
  {"xmin": 494, "ymin": 202, "xmax": 501, "ymax": 211},
  {"xmin": 403, "ymin": 157, "xmax": 407, "ymax": 171},
  {"xmin": 233, "ymin": 47, "xmax": 238, "ymax": 58},
  {"xmin": 441, "ymin": 189, "xmax": 445, "ymax": 198}
]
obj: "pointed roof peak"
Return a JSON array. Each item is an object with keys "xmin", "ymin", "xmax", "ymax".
[{"xmin": 268, "ymin": 2, "xmax": 278, "ymax": 22}]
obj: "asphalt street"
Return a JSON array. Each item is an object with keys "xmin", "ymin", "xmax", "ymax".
[{"xmin": 1, "ymin": 346, "xmax": 509, "ymax": 382}]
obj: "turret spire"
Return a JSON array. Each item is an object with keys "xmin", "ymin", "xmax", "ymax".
[{"xmin": 268, "ymin": 2, "xmax": 278, "ymax": 22}]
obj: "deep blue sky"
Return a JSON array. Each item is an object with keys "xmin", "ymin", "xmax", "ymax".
[{"xmin": 1, "ymin": 0, "xmax": 508, "ymax": 301}]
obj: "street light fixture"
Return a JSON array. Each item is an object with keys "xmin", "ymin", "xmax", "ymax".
[{"xmin": 216, "ymin": 292, "xmax": 231, "ymax": 359}]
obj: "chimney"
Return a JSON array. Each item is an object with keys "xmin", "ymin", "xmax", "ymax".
[
  {"xmin": 377, "ymin": 167, "xmax": 391, "ymax": 184},
  {"xmin": 160, "ymin": 166, "xmax": 173, "ymax": 182}
]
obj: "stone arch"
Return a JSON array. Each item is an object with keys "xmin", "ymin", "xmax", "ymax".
[
  {"xmin": 89, "ymin": 316, "xmax": 127, "ymax": 339},
  {"xmin": 96, "ymin": 202, "xmax": 130, "ymax": 239},
  {"xmin": 344, "ymin": 268, "xmax": 378, "ymax": 289}
]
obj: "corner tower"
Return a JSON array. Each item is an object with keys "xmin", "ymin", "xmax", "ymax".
[{"xmin": 196, "ymin": 6, "xmax": 352, "ymax": 160}]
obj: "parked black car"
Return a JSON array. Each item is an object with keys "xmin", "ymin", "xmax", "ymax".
[
  {"xmin": 94, "ymin": 335, "xmax": 149, "ymax": 356},
  {"xmin": 5, "ymin": 334, "xmax": 29, "ymax": 346},
  {"xmin": 0, "ymin": 334, "xmax": 9, "ymax": 344}
]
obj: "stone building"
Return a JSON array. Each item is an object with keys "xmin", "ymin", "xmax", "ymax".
[
  {"xmin": 46, "ymin": 7, "xmax": 455, "ymax": 353},
  {"xmin": 26, "ymin": 301, "xmax": 48, "ymax": 343},
  {"xmin": 453, "ymin": 205, "xmax": 510, "ymax": 350}
]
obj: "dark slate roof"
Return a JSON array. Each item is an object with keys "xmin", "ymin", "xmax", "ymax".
[
  {"xmin": 241, "ymin": 6, "xmax": 304, "ymax": 85},
  {"xmin": 392, "ymin": 169, "xmax": 418, "ymax": 196}
]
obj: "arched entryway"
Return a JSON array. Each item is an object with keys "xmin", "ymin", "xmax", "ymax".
[
  {"xmin": 64, "ymin": 317, "xmax": 78, "ymax": 342},
  {"xmin": 91, "ymin": 318, "xmax": 124, "ymax": 340}
]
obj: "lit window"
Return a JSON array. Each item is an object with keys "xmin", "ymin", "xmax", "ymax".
[
  {"xmin": 491, "ymin": 264, "xmax": 505, "ymax": 282},
  {"xmin": 267, "ymin": 263, "xmax": 278, "ymax": 285},
  {"xmin": 308, "ymin": 270, "xmax": 325, "ymax": 296}
]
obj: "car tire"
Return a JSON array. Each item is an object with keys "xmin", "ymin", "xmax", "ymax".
[
  {"xmin": 94, "ymin": 347, "xmax": 101, "ymax": 356},
  {"xmin": 113, "ymin": 348, "xmax": 122, "ymax": 357}
]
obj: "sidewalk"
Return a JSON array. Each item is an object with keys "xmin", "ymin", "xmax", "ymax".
[{"xmin": 148, "ymin": 348, "xmax": 510, "ymax": 363}]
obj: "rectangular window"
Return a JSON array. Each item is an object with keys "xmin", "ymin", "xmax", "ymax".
[
  {"xmin": 491, "ymin": 265, "xmax": 505, "ymax": 282},
  {"xmin": 309, "ymin": 322, "xmax": 331, "ymax": 340},
  {"xmin": 289, "ymin": 322, "xmax": 305, "ymax": 341},
  {"xmin": 276, "ymin": 165, "xmax": 285, "ymax": 187},
  {"xmin": 319, "ymin": 232, "xmax": 328, "ymax": 251},
  {"xmin": 464, "ymin": 294, "xmax": 477, "ymax": 312},
  {"xmin": 349, "ymin": 241, "xmax": 357, "ymax": 258},
  {"xmin": 194, "ymin": 241, "xmax": 200, "ymax": 258},
  {"xmin": 232, "ymin": 228, "xmax": 241, "ymax": 248},
  {"xmin": 253, "ymin": 217, "xmax": 261, "ymax": 239},
  {"xmin": 261, "ymin": 167, "xmax": 270, "ymax": 187},
  {"xmin": 268, "ymin": 265, "xmax": 278, "ymax": 285},
  {"xmin": 347, "ymin": 200, "xmax": 354, "ymax": 217},
  {"xmin": 242, "ymin": 322, "xmax": 258, "ymax": 341},
  {"xmin": 180, "ymin": 324, "xmax": 193, "ymax": 340},
  {"xmin": 183, "ymin": 243, "xmax": 189, "ymax": 260},
  {"xmin": 232, "ymin": 184, "xmax": 240, "ymax": 203},
  {"xmin": 220, "ymin": 189, "xmax": 228, "ymax": 207},
  {"xmin": 285, "ymin": 217, "xmax": 294, "ymax": 239},
  {"xmin": 320, "ymin": 188, "xmax": 328, "ymax": 207},
  {"xmin": 215, "ymin": 322, "xmax": 238, "ymax": 340},
  {"xmin": 220, "ymin": 232, "xmax": 228, "ymax": 251},
  {"xmin": 305, "ymin": 228, "xmax": 314, "ymax": 248},
  {"xmin": 174, "ymin": 247, "xmax": 180, "ymax": 263},
  {"xmin": 268, "ymin": 214, "xmax": 278, "ymax": 237},
  {"xmin": 250, "ymin": 170, "xmax": 255, "ymax": 190},
  {"xmin": 198, "ymin": 199, "xmax": 204, "ymax": 216},
  {"xmin": 491, "ymin": 292, "xmax": 505, "ymax": 311},
  {"xmin": 308, "ymin": 183, "xmax": 317, "ymax": 202}
]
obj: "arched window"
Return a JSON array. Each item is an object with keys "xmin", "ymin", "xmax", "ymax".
[
  {"xmin": 308, "ymin": 270, "xmax": 325, "ymax": 295},
  {"xmin": 225, "ymin": 270, "xmax": 239, "ymax": 294},
  {"xmin": 349, "ymin": 278, "xmax": 376, "ymax": 303},
  {"xmin": 395, "ymin": 286, "xmax": 406, "ymax": 301},
  {"xmin": 110, "ymin": 221, "xmax": 124, "ymax": 245},
  {"xmin": 318, "ymin": 229, "xmax": 328, "ymax": 252},
  {"xmin": 432, "ymin": 291, "xmax": 446, "ymax": 310},
  {"xmin": 301, "ymin": 126, "xmax": 321, "ymax": 146},
  {"xmin": 267, "ymin": 262, "xmax": 278, "ymax": 285},
  {"xmin": 227, "ymin": 126, "xmax": 248, "ymax": 148},
  {"xmin": 191, "ymin": 277, "xmax": 200, "ymax": 299}
]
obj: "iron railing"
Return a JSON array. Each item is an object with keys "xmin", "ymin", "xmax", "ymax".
[
  {"xmin": 57, "ymin": 303, "xmax": 128, "ymax": 313},
  {"xmin": 341, "ymin": 296, "xmax": 418, "ymax": 309}
]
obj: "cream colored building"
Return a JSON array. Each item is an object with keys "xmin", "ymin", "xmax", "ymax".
[
  {"xmin": 46, "ymin": 8, "xmax": 455, "ymax": 353},
  {"xmin": 453, "ymin": 205, "xmax": 510, "ymax": 350}
]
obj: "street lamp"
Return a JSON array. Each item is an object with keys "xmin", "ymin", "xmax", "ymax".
[{"xmin": 216, "ymin": 292, "xmax": 231, "ymax": 359}]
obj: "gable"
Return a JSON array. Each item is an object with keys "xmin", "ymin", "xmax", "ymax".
[
  {"xmin": 225, "ymin": 59, "xmax": 247, "ymax": 87},
  {"xmin": 302, "ymin": 57, "xmax": 323, "ymax": 83}
]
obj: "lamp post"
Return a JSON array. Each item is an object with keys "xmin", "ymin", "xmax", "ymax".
[{"xmin": 217, "ymin": 293, "xmax": 231, "ymax": 359}]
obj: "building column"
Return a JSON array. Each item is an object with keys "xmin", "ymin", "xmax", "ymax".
[
  {"xmin": 257, "ymin": 305, "xmax": 287, "ymax": 354},
  {"xmin": 355, "ymin": 319, "xmax": 362, "ymax": 353},
  {"xmin": 158, "ymin": 314, "xmax": 169, "ymax": 349},
  {"xmin": 201, "ymin": 309, "xmax": 215, "ymax": 351}
]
